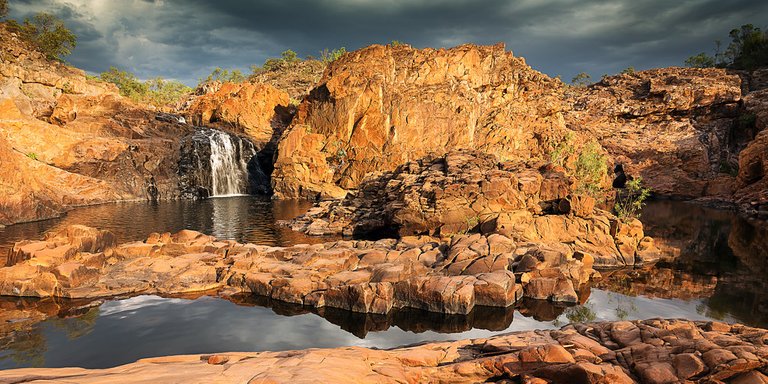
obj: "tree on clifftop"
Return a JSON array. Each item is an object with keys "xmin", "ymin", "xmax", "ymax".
[
  {"xmin": 19, "ymin": 12, "xmax": 77, "ymax": 61},
  {"xmin": 685, "ymin": 24, "xmax": 768, "ymax": 70}
]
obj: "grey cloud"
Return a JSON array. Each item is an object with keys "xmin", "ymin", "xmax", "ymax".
[{"xmin": 6, "ymin": 0, "xmax": 768, "ymax": 85}]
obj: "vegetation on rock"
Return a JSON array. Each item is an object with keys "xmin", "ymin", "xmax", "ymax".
[
  {"xmin": 100, "ymin": 67, "xmax": 191, "ymax": 108},
  {"xmin": 320, "ymin": 47, "xmax": 347, "ymax": 63},
  {"xmin": 685, "ymin": 23, "xmax": 768, "ymax": 70},
  {"xmin": 6, "ymin": 12, "xmax": 76, "ymax": 61},
  {"xmin": 200, "ymin": 67, "xmax": 246, "ymax": 85},
  {"xmin": 571, "ymin": 72, "xmax": 591, "ymax": 86},
  {"xmin": 614, "ymin": 177, "xmax": 651, "ymax": 223},
  {"xmin": 574, "ymin": 140, "xmax": 608, "ymax": 198}
]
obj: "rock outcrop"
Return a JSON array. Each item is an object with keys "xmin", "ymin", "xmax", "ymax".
[
  {"xmin": 565, "ymin": 68, "xmax": 745, "ymax": 199},
  {"xmin": 1, "ymin": 224, "xmax": 608, "ymax": 313},
  {"xmin": 271, "ymin": 43, "xmax": 570, "ymax": 199},
  {"xmin": 288, "ymin": 151, "xmax": 657, "ymax": 268},
  {"xmin": 2, "ymin": 319, "xmax": 767, "ymax": 384}
]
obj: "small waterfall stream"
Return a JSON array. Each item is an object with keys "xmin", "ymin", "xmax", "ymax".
[
  {"xmin": 208, "ymin": 130, "xmax": 249, "ymax": 196},
  {"xmin": 179, "ymin": 128, "xmax": 269, "ymax": 198}
]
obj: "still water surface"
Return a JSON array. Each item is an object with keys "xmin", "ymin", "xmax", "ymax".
[{"xmin": 0, "ymin": 197, "xmax": 765, "ymax": 369}]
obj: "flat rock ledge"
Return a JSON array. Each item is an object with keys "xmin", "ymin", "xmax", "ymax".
[
  {"xmin": 3, "ymin": 223, "xmax": 609, "ymax": 315},
  {"xmin": 1, "ymin": 319, "xmax": 767, "ymax": 383}
]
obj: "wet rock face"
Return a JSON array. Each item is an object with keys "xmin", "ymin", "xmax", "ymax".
[
  {"xmin": 272, "ymin": 43, "xmax": 568, "ymax": 199},
  {"xmin": 2, "ymin": 319, "xmax": 767, "ymax": 384},
  {"xmin": 565, "ymin": 67, "xmax": 744, "ymax": 199},
  {"xmin": 178, "ymin": 128, "xmax": 269, "ymax": 198}
]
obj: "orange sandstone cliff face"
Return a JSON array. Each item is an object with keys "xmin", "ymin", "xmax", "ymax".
[
  {"xmin": 564, "ymin": 68, "xmax": 745, "ymax": 199},
  {"xmin": 271, "ymin": 43, "xmax": 571, "ymax": 199},
  {"xmin": 0, "ymin": 25, "xmax": 194, "ymax": 225}
]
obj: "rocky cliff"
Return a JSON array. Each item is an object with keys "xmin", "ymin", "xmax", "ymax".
[{"xmin": 271, "ymin": 43, "xmax": 573, "ymax": 199}]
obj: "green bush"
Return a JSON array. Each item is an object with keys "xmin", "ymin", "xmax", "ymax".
[
  {"xmin": 684, "ymin": 52, "xmax": 717, "ymax": 68},
  {"xmin": 100, "ymin": 66, "xmax": 147, "ymax": 100},
  {"xmin": 685, "ymin": 24, "xmax": 768, "ymax": 70},
  {"xmin": 620, "ymin": 66, "xmax": 636, "ymax": 75},
  {"xmin": 100, "ymin": 67, "xmax": 191, "ymax": 107},
  {"xmin": 320, "ymin": 47, "xmax": 346, "ymax": 64},
  {"xmin": 200, "ymin": 67, "xmax": 245, "ymax": 85},
  {"xmin": 254, "ymin": 49, "xmax": 304, "ymax": 73},
  {"xmin": 574, "ymin": 140, "xmax": 608, "ymax": 198},
  {"xmin": 18, "ymin": 12, "xmax": 76, "ymax": 61},
  {"xmin": 26, "ymin": 152, "xmax": 38, "ymax": 160},
  {"xmin": 549, "ymin": 132, "xmax": 575, "ymax": 166},
  {"xmin": 614, "ymin": 177, "xmax": 650, "ymax": 223},
  {"xmin": 571, "ymin": 72, "xmax": 591, "ymax": 87}
]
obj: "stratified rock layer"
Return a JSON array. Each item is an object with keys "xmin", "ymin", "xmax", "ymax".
[
  {"xmin": 288, "ymin": 150, "xmax": 657, "ymax": 268},
  {"xmin": 565, "ymin": 68, "xmax": 744, "ymax": 199},
  {"xmin": 272, "ymin": 43, "xmax": 569, "ymax": 199},
  {"xmin": 1, "ymin": 319, "xmax": 766, "ymax": 384},
  {"xmin": 1, "ymin": 224, "xmax": 611, "ymax": 313}
]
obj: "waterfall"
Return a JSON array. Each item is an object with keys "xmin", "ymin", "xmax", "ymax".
[
  {"xmin": 208, "ymin": 130, "xmax": 249, "ymax": 196},
  {"xmin": 178, "ymin": 128, "xmax": 269, "ymax": 199}
]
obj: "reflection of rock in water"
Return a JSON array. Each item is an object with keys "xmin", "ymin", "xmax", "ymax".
[
  {"xmin": 228, "ymin": 294, "xmax": 519, "ymax": 338},
  {"xmin": 594, "ymin": 267, "xmax": 718, "ymax": 300},
  {"xmin": 613, "ymin": 200, "xmax": 768, "ymax": 327},
  {"xmin": 0, "ymin": 297, "xmax": 101, "ymax": 368}
]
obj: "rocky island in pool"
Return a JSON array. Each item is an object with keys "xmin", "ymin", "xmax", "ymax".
[{"xmin": 1, "ymin": 0, "xmax": 768, "ymax": 382}]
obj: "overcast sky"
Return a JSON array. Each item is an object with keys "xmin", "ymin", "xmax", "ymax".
[{"xmin": 8, "ymin": 0, "xmax": 768, "ymax": 86}]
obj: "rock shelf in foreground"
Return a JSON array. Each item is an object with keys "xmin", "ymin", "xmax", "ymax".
[
  {"xmin": 1, "ymin": 319, "xmax": 767, "ymax": 383},
  {"xmin": 3, "ymin": 222, "xmax": 623, "ymax": 315}
]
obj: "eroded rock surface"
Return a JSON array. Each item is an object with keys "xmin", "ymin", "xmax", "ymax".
[
  {"xmin": 2, "ymin": 319, "xmax": 766, "ymax": 384},
  {"xmin": 272, "ymin": 43, "xmax": 570, "ymax": 199},
  {"xmin": 1, "ymin": 224, "xmax": 614, "ymax": 313},
  {"xmin": 565, "ymin": 68, "xmax": 745, "ymax": 199},
  {"xmin": 288, "ymin": 150, "xmax": 657, "ymax": 268}
]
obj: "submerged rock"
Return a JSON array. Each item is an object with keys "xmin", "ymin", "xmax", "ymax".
[{"xmin": 1, "ymin": 319, "xmax": 766, "ymax": 384}]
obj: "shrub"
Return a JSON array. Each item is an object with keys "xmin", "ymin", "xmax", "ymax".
[
  {"xmin": 620, "ymin": 66, "xmax": 636, "ymax": 75},
  {"xmin": 144, "ymin": 77, "xmax": 192, "ymax": 107},
  {"xmin": 26, "ymin": 152, "xmax": 38, "ymax": 160},
  {"xmin": 19, "ymin": 12, "xmax": 77, "ymax": 61},
  {"xmin": 0, "ymin": 0, "xmax": 7, "ymax": 19},
  {"xmin": 100, "ymin": 67, "xmax": 191, "ymax": 107},
  {"xmin": 574, "ymin": 140, "xmax": 608, "ymax": 198},
  {"xmin": 614, "ymin": 177, "xmax": 650, "ymax": 223},
  {"xmin": 390, "ymin": 40, "xmax": 406, "ymax": 47},
  {"xmin": 255, "ymin": 49, "xmax": 304, "ymax": 73},
  {"xmin": 686, "ymin": 24, "xmax": 768, "ymax": 70},
  {"xmin": 320, "ymin": 47, "xmax": 346, "ymax": 64},
  {"xmin": 549, "ymin": 131, "xmax": 575, "ymax": 166},
  {"xmin": 684, "ymin": 52, "xmax": 716, "ymax": 68},
  {"xmin": 201, "ymin": 67, "xmax": 245, "ymax": 85},
  {"xmin": 100, "ymin": 66, "xmax": 147, "ymax": 100},
  {"xmin": 571, "ymin": 72, "xmax": 591, "ymax": 87}
]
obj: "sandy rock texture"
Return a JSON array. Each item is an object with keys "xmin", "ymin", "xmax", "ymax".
[
  {"xmin": 271, "ymin": 43, "xmax": 571, "ymax": 199},
  {"xmin": 287, "ymin": 150, "xmax": 657, "ymax": 268},
  {"xmin": 1, "ymin": 223, "xmax": 615, "ymax": 313},
  {"xmin": 1, "ymin": 319, "xmax": 766, "ymax": 384}
]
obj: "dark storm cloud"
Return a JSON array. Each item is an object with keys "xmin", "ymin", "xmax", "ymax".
[{"xmin": 7, "ymin": 0, "xmax": 768, "ymax": 85}]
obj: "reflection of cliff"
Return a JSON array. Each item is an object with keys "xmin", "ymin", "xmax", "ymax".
[
  {"xmin": 594, "ymin": 267, "xmax": 717, "ymax": 300},
  {"xmin": 0, "ymin": 297, "xmax": 99, "ymax": 368},
  {"xmin": 626, "ymin": 201, "xmax": 768, "ymax": 327}
]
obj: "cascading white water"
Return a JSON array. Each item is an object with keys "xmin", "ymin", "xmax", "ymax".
[
  {"xmin": 179, "ymin": 128, "xmax": 267, "ymax": 199},
  {"xmin": 208, "ymin": 130, "xmax": 250, "ymax": 196}
]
